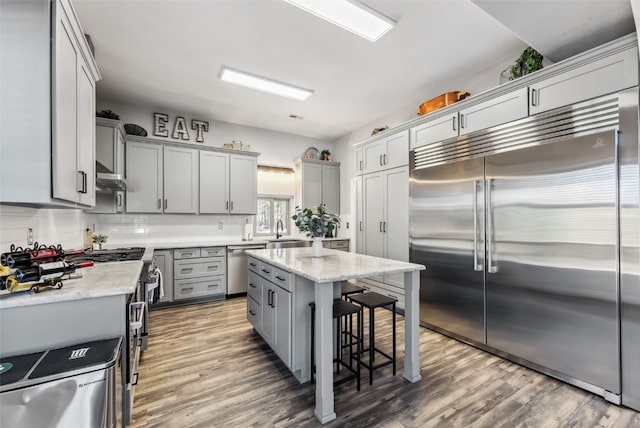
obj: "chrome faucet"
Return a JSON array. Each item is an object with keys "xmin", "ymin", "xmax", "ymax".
[{"xmin": 276, "ymin": 219, "xmax": 284, "ymax": 239}]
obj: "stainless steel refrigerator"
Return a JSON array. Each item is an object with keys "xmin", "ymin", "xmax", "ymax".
[{"xmin": 410, "ymin": 88, "xmax": 640, "ymax": 406}]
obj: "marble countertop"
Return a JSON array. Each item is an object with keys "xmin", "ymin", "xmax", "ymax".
[
  {"xmin": 246, "ymin": 247, "xmax": 425, "ymax": 283},
  {"xmin": 0, "ymin": 261, "xmax": 143, "ymax": 309}
]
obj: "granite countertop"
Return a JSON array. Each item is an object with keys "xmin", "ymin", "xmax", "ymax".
[
  {"xmin": 0, "ymin": 261, "xmax": 143, "ymax": 309},
  {"xmin": 246, "ymin": 247, "xmax": 425, "ymax": 283}
]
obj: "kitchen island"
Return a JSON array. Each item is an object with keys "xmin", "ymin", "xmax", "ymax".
[{"xmin": 245, "ymin": 247, "xmax": 425, "ymax": 424}]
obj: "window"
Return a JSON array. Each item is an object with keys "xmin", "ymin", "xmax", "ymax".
[{"xmin": 255, "ymin": 197, "xmax": 291, "ymax": 236}]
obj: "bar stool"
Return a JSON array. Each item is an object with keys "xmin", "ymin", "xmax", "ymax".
[
  {"xmin": 348, "ymin": 292, "xmax": 397, "ymax": 386},
  {"xmin": 340, "ymin": 281, "xmax": 365, "ymax": 346},
  {"xmin": 310, "ymin": 299, "xmax": 362, "ymax": 390}
]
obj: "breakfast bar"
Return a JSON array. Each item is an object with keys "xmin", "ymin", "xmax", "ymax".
[{"xmin": 246, "ymin": 247, "xmax": 425, "ymax": 424}]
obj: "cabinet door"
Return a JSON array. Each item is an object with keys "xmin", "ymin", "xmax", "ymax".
[
  {"xmin": 363, "ymin": 139, "xmax": 385, "ymax": 174},
  {"xmin": 384, "ymin": 167, "xmax": 409, "ymax": 287},
  {"xmin": 530, "ymin": 47, "xmax": 638, "ymax": 115},
  {"xmin": 322, "ymin": 164, "xmax": 340, "ymax": 214},
  {"xmin": 96, "ymin": 126, "xmax": 116, "ymax": 172},
  {"xmin": 76, "ymin": 60, "xmax": 95, "ymax": 207},
  {"xmin": 459, "ymin": 87, "xmax": 528, "ymax": 136},
  {"xmin": 115, "ymin": 129, "xmax": 125, "ymax": 176},
  {"xmin": 52, "ymin": 6, "xmax": 79, "ymax": 203},
  {"xmin": 200, "ymin": 151, "xmax": 229, "ymax": 214},
  {"xmin": 262, "ymin": 285, "xmax": 275, "ymax": 346},
  {"xmin": 363, "ymin": 173, "xmax": 384, "ymax": 258},
  {"xmin": 163, "ymin": 146, "xmax": 198, "ymax": 214},
  {"xmin": 273, "ymin": 285, "xmax": 292, "ymax": 367},
  {"xmin": 383, "ymin": 130, "xmax": 409, "ymax": 170},
  {"xmin": 302, "ymin": 163, "xmax": 322, "ymax": 209},
  {"xmin": 355, "ymin": 176, "xmax": 364, "ymax": 254},
  {"xmin": 152, "ymin": 250, "xmax": 173, "ymax": 303},
  {"xmin": 410, "ymin": 113, "xmax": 458, "ymax": 150},
  {"xmin": 229, "ymin": 155, "xmax": 257, "ymax": 214},
  {"xmin": 126, "ymin": 141, "xmax": 163, "ymax": 213}
]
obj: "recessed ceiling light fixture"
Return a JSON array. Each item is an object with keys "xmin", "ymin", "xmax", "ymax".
[
  {"xmin": 283, "ymin": 0, "xmax": 395, "ymax": 42},
  {"xmin": 219, "ymin": 67, "xmax": 313, "ymax": 101}
]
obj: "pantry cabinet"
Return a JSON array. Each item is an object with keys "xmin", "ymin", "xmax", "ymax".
[{"xmin": 0, "ymin": 0, "xmax": 100, "ymax": 207}]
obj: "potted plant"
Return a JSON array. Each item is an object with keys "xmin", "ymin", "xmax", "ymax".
[
  {"xmin": 92, "ymin": 234, "xmax": 108, "ymax": 250},
  {"xmin": 510, "ymin": 47, "xmax": 544, "ymax": 80},
  {"xmin": 320, "ymin": 150, "xmax": 331, "ymax": 161},
  {"xmin": 292, "ymin": 204, "xmax": 340, "ymax": 257}
]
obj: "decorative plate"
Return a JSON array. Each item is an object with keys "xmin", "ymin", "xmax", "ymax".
[
  {"xmin": 303, "ymin": 147, "xmax": 320, "ymax": 160},
  {"xmin": 124, "ymin": 123, "xmax": 148, "ymax": 136}
]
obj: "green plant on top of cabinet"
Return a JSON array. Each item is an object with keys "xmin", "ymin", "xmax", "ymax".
[
  {"xmin": 200, "ymin": 152, "xmax": 257, "ymax": 215},
  {"xmin": 0, "ymin": 0, "xmax": 100, "ymax": 207},
  {"xmin": 125, "ymin": 141, "xmax": 199, "ymax": 213}
]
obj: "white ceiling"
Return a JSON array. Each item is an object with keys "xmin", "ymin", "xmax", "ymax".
[{"xmin": 74, "ymin": 0, "xmax": 636, "ymax": 142}]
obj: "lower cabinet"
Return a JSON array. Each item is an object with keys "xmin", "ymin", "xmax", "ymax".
[
  {"xmin": 322, "ymin": 239, "xmax": 350, "ymax": 251},
  {"xmin": 247, "ymin": 256, "xmax": 315, "ymax": 382}
]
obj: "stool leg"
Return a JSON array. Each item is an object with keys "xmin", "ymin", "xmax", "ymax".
[
  {"xmin": 392, "ymin": 302, "xmax": 396, "ymax": 377},
  {"xmin": 356, "ymin": 308, "xmax": 361, "ymax": 391},
  {"xmin": 369, "ymin": 307, "xmax": 374, "ymax": 386},
  {"xmin": 310, "ymin": 305, "xmax": 315, "ymax": 384},
  {"xmin": 336, "ymin": 315, "xmax": 341, "ymax": 374}
]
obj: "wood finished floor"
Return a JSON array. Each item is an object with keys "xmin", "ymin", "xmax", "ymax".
[{"xmin": 131, "ymin": 298, "xmax": 640, "ymax": 428}]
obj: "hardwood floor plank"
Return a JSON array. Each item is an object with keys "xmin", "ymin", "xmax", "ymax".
[{"xmin": 129, "ymin": 298, "xmax": 640, "ymax": 428}]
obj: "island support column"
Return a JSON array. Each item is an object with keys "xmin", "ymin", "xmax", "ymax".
[
  {"xmin": 314, "ymin": 281, "xmax": 336, "ymax": 423},
  {"xmin": 403, "ymin": 270, "xmax": 422, "ymax": 382}
]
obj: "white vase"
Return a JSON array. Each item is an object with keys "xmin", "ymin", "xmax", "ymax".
[{"xmin": 312, "ymin": 237, "xmax": 323, "ymax": 258}]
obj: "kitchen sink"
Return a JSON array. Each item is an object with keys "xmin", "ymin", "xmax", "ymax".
[{"xmin": 265, "ymin": 239, "xmax": 311, "ymax": 249}]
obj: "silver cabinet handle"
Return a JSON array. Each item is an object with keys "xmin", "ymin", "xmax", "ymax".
[
  {"xmin": 117, "ymin": 193, "xmax": 122, "ymax": 207},
  {"xmin": 531, "ymin": 88, "xmax": 538, "ymax": 107},
  {"xmin": 382, "ymin": 154, "xmax": 387, "ymax": 165},
  {"xmin": 262, "ymin": 268, "xmax": 270, "ymax": 274},
  {"xmin": 379, "ymin": 154, "xmax": 383, "ymax": 166},
  {"xmin": 158, "ymin": 199, "xmax": 161, "ymax": 209},
  {"xmin": 226, "ymin": 201, "xmax": 229, "ymax": 210},
  {"xmin": 460, "ymin": 113, "xmax": 465, "ymax": 129},
  {"xmin": 452, "ymin": 116, "xmax": 457, "ymax": 131},
  {"xmin": 275, "ymin": 275, "xmax": 285, "ymax": 282},
  {"xmin": 267, "ymin": 289, "xmax": 273, "ymax": 306},
  {"xmin": 182, "ymin": 287, "xmax": 193, "ymax": 293},
  {"xmin": 382, "ymin": 221, "xmax": 387, "ymax": 232},
  {"xmin": 359, "ymin": 160, "xmax": 363, "ymax": 171},
  {"xmin": 181, "ymin": 267, "xmax": 193, "ymax": 273},
  {"xmin": 208, "ymin": 283, "xmax": 218, "ymax": 289},
  {"xmin": 249, "ymin": 282, "xmax": 256, "ymax": 288},
  {"xmin": 230, "ymin": 201, "xmax": 234, "ymax": 211},
  {"xmin": 207, "ymin": 265, "xmax": 219, "ymax": 271},
  {"xmin": 379, "ymin": 222, "xmax": 383, "ymax": 232},
  {"xmin": 249, "ymin": 262, "xmax": 257, "ymax": 267},
  {"xmin": 359, "ymin": 221, "xmax": 363, "ymax": 231},
  {"xmin": 249, "ymin": 309, "xmax": 256, "ymax": 316},
  {"xmin": 486, "ymin": 178, "xmax": 497, "ymax": 273},
  {"xmin": 164, "ymin": 199, "xmax": 168, "ymax": 210}
]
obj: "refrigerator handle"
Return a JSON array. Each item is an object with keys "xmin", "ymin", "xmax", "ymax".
[
  {"xmin": 486, "ymin": 178, "xmax": 497, "ymax": 273},
  {"xmin": 473, "ymin": 180, "xmax": 483, "ymax": 271}
]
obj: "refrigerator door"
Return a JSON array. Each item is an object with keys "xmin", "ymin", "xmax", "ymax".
[
  {"xmin": 485, "ymin": 130, "xmax": 619, "ymax": 393},
  {"xmin": 411, "ymin": 157, "xmax": 486, "ymax": 343}
]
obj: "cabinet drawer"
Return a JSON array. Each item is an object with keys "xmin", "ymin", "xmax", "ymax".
[
  {"xmin": 358, "ymin": 278, "xmax": 405, "ymax": 309},
  {"xmin": 248, "ymin": 271, "xmax": 262, "ymax": 303},
  {"xmin": 174, "ymin": 257, "xmax": 226, "ymax": 279},
  {"xmin": 330, "ymin": 240, "xmax": 349, "ymax": 250},
  {"xmin": 247, "ymin": 296, "xmax": 261, "ymax": 331},
  {"xmin": 258, "ymin": 261, "xmax": 273, "ymax": 280},
  {"xmin": 248, "ymin": 256, "xmax": 260, "ymax": 273},
  {"xmin": 173, "ymin": 248, "xmax": 201, "ymax": 259},
  {"xmin": 322, "ymin": 241, "xmax": 331, "ymax": 249},
  {"xmin": 271, "ymin": 267, "xmax": 292, "ymax": 292},
  {"xmin": 201, "ymin": 246, "xmax": 225, "ymax": 257},
  {"xmin": 174, "ymin": 276, "xmax": 225, "ymax": 300}
]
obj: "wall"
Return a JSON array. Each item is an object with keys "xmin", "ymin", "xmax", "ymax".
[
  {"xmin": 331, "ymin": 44, "xmax": 529, "ymax": 245},
  {"xmin": 0, "ymin": 205, "xmax": 87, "ymax": 253},
  {"xmin": 96, "ymin": 99, "xmax": 333, "ymax": 168}
]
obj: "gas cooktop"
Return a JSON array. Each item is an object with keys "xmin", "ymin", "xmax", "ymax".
[{"xmin": 75, "ymin": 247, "xmax": 145, "ymax": 263}]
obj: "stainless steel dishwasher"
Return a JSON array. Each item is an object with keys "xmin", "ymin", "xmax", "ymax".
[{"xmin": 227, "ymin": 244, "xmax": 266, "ymax": 296}]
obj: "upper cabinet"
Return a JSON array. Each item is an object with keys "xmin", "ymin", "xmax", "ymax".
[
  {"xmin": 362, "ymin": 130, "xmax": 409, "ymax": 174},
  {"xmin": 201, "ymin": 152, "xmax": 257, "ymax": 215},
  {"xmin": 0, "ymin": 0, "xmax": 100, "ymax": 207},
  {"xmin": 296, "ymin": 159, "xmax": 341, "ymax": 214},
  {"xmin": 126, "ymin": 136, "xmax": 258, "ymax": 215},
  {"xmin": 96, "ymin": 118, "xmax": 125, "ymax": 176}
]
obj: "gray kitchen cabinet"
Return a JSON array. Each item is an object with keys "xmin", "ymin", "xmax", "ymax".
[
  {"xmin": 355, "ymin": 147, "xmax": 364, "ymax": 174},
  {"xmin": 355, "ymin": 176, "xmax": 364, "ymax": 254},
  {"xmin": 529, "ymin": 46, "xmax": 638, "ymax": 115},
  {"xmin": 172, "ymin": 247, "xmax": 226, "ymax": 301},
  {"xmin": 125, "ymin": 142, "xmax": 198, "ymax": 213},
  {"xmin": 91, "ymin": 118, "xmax": 126, "ymax": 214},
  {"xmin": 0, "ymin": 0, "xmax": 100, "ymax": 207},
  {"xmin": 363, "ymin": 130, "xmax": 409, "ymax": 174},
  {"xmin": 126, "ymin": 141, "xmax": 163, "ymax": 213},
  {"xmin": 151, "ymin": 250, "xmax": 174, "ymax": 305},
  {"xmin": 200, "ymin": 152, "xmax": 257, "ymax": 214},
  {"xmin": 297, "ymin": 159, "xmax": 341, "ymax": 214},
  {"xmin": 409, "ymin": 113, "xmax": 458, "ymax": 150},
  {"xmin": 163, "ymin": 146, "xmax": 199, "ymax": 214},
  {"xmin": 458, "ymin": 87, "xmax": 529, "ymax": 135}
]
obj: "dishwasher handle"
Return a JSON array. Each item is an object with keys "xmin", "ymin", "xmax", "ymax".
[{"xmin": 228, "ymin": 245, "xmax": 267, "ymax": 252}]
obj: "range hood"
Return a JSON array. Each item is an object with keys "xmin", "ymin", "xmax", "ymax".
[{"xmin": 96, "ymin": 161, "xmax": 126, "ymax": 192}]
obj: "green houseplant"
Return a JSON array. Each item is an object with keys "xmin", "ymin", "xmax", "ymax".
[
  {"xmin": 510, "ymin": 47, "xmax": 544, "ymax": 80},
  {"xmin": 292, "ymin": 204, "xmax": 340, "ymax": 257}
]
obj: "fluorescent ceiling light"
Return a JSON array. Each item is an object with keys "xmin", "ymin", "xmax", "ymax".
[
  {"xmin": 219, "ymin": 67, "xmax": 313, "ymax": 101},
  {"xmin": 283, "ymin": 0, "xmax": 395, "ymax": 42}
]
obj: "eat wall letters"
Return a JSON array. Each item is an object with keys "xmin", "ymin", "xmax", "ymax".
[{"xmin": 153, "ymin": 113, "xmax": 209, "ymax": 143}]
